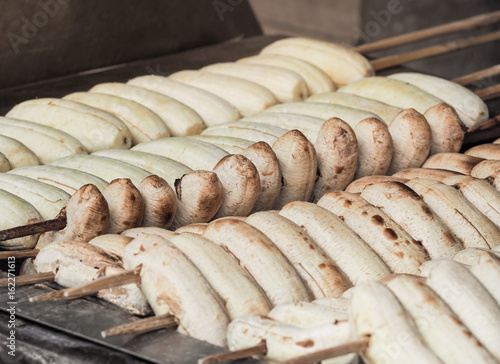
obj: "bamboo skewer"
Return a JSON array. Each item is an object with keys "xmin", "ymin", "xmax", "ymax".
[
  {"xmin": 475, "ymin": 84, "xmax": 500, "ymax": 101},
  {"xmin": 0, "ymin": 249, "xmax": 39, "ymax": 259},
  {"xmin": 198, "ymin": 342, "xmax": 267, "ymax": 364},
  {"xmin": 0, "ymin": 214, "xmax": 66, "ymax": 242},
  {"xmin": 356, "ymin": 10, "xmax": 500, "ymax": 54},
  {"xmin": 371, "ymin": 30, "xmax": 500, "ymax": 71},
  {"xmin": 452, "ymin": 64, "xmax": 500, "ymax": 85},
  {"xmin": 0, "ymin": 272, "xmax": 55, "ymax": 287},
  {"xmin": 29, "ymin": 265, "xmax": 142, "ymax": 302},
  {"xmin": 278, "ymin": 337, "xmax": 370, "ymax": 364},
  {"xmin": 101, "ymin": 313, "xmax": 178, "ymax": 338},
  {"xmin": 197, "ymin": 336, "xmax": 370, "ymax": 364}
]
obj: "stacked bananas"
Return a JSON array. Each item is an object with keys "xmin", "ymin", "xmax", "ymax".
[
  {"xmin": 0, "ymin": 37, "xmax": 490, "ymax": 247},
  {"xmin": 29, "ymin": 173, "xmax": 500, "ymax": 363}
]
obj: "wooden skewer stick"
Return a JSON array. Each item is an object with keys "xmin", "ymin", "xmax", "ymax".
[
  {"xmin": 198, "ymin": 342, "xmax": 267, "ymax": 364},
  {"xmin": 467, "ymin": 114, "xmax": 500, "ymax": 133},
  {"xmin": 277, "ymin": 337, "xmax": 370, "ymax": 364},
  {"xmin": 0, "ymin": 272, "xmax": 55, "ymax": 287},
  {"xmin": 0, "ymin": 249, "xmax": 39, "ymax": 260},
  {"xmin": 475, "ymin": 84, "xmax": 500, "ymax": 101},
  {"xmin": 0, "ymin": 210, "xmax": 66, "ymax": 242},
  {"xmin": 29, "ymin": 265, "xmax": 142, "ymax": 302},
  {"xmin": 356, "ymin": 10, "xmax": 500, "ymax": 54},
  {"xmin": 452, "ymin": 64, "xmax": 500, "ymax": 85},
  {"xmin": 101, "ymin": 313, "xmax": 178, "ymax": 338},
  {"xmin": 370, "ymin": 30, "xmax": 500, "ymax": 71}
]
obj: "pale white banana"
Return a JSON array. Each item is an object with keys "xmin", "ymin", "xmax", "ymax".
[
  {"xmin": 87, "ymin": 234, "xmax": 133, "ymax": 261},
  {"xmin": 137, "ymin": 175, "xmax": 177, "ymax": 229},
  {"xmin": 423, "ymin": 152, "xmax": 484, "ymax": 174},
  {"xmin": 0, "ymin": 173, "xmax": 69, "ymax": 220},
  {"xmin": 9, "ymin": 165, "xmax": 109, "ymax": 194},
  {"xmin": 0, "ymin": 135, "xmax": 39, "ymax": 168},
  {"xmin": 345, "ymin": 176, "xmax": 409, "ymax": 194},
  {"xmin": 268, "ymin": 301, "xmax": 348, "ymax": 327},
  {"xmin": 465, "ymin": 143, "xmax": 500, "ymax": 160},
  {"xmin": 339, "ymin": 77, "xmax": 465, "ymax": 154},
  {"xmin": 307, "ymin": 91, "xmax": 401, "ymax": 123},
  {"xmin": 241, "ymin": 113, "xmax": 358, "ymax": 194},
  {"xmin": 246, "ymin": 211, "xmax": 351, "ymax": 298},
  {"xmin": 51, "ymin": 154, "xmax": 151, "ymax": 187},
  {"xmin": 385, "ymin": 274, "xmax": 496, "ymax": 364},
  {"xmin": 0, "ymin": 116, "xmax": 87, "ymax": 163},
  {"xmin": 228, "ymin": 315, "xmax": 358, "ymax": 363},
  {"xmin": 318, "ymin": 192, "xmax": 430, "ymax": 274},
  {"xmin": 174, "ymin": 223, "xmax": 207, "ymax": 235},
  {"xmin": 312, "ymin": 296, "xmax": 349, "ymax": 311},
  {"xmin": 89, "ymin": 82, "xmax": 205, "ymax": 136},
  {"xmin": 188, "ymin": 136, "xmax": 282, "ymax": 212},
  {"xmin": 127, "ymin": 75, "xmax": 240, "ymax": 126},
  {"xmin": 93, "ymin": 149, "xmax": 191, "ymax": 188},
  {"xmin": 261, "ymin": 37, "xmax": 374, "ymax": 85},
  {"xmin": 406, "ymin": 178, "xmax": 500, "ymax": 248},
  {"xmin": 280, "ymin": 201, "xmax": 390, "ymax": 284},
  {"xmin": 389, "ymin": 72, "xmax": 489, "ymax": 127},
  {"xmin": 102, "ymin": 178, "xmax": 144, "ymax": 234},
  {"xmin": 469, "ymin": 251, "xmax": 500, "ymax": 307},
  {"xmin": 35, "ymin": 239, "xmax": 150, "ymax": 316},
  {"xmin": 238, "ymin": 54, "xmax": 335, "ymax": 94},
  {"xmin": 442, "ymin": 175, "xmax": 500, "ymax": 230},
  {"xmin": 203, "ymin": 218, "xmax": 311, "ymax": 305},
  {"xmin": 122, "ymin": 234, "xmax": 229, "ymax": 346},
  {"xmin": 63, "ymin": 91, "xmax": 170, "ymax": 144},
  {"xmin": 36, "ymin": 184, "xmax": 110, "ymax": 248},
  {"xmin": 361, "ymin": 181, "xmax": 462, "ymax": 259},
  {"xmin": 126, "ymin": 227, "xmax": 272, "ymax": 318},
  {"xmin": 264, "ymin": 102, "xmax": 393, "ymax": 178},
  {"xmin": 169, "ymin": 70, "xmax": 277, "ymax": 116},
  {"xmin": 272, "ymin": 130, "xmax": 317, "ymax": 208},
  {"xmin": 307, "ymin": 93, "xmax": 432, "ymax": 173},
  {"xmin": 313, "ymin": 118, "xmax": 358, "ymax": 198},
  {"xmin": 170, "ymin": 171, "xmax": 224, "ymax": 229},
  {"xmin": 188, "ymin": 135, "xmax": 252, "ymax": 154},
  {"xmin": 421, "ymin": 259, "xmax": 500, "ymax": 361},
  {"xmin": 350, "ymin": 280, "xmax": 442, "ymax": 364},
  {"xmin": 132, "ymin": 137, "xmax": 227, "ymax": 170},
  {"xmin": 470, "ymin": 160, "xmax": 500, "ymax": 181},
  {"xmin": 201, "ymin": 121, "xmax": 287, "ymax": 145},
  {"xmin": 393, "ymin": 168, "xmax": 462, "ymax": 181},
  {"xmin": 423, "ymin": 103, "xmax": 466, "ymax": 154},
  {"xmin": 0, "ymin": 189, "xmax": 42, "ymax": 250},
  {"xmin": 6, "ymin": 98, "xmax": 132, "ymax": 152},
  {"xmin": 202, "ymin": 62, "xmax": 309, "ymax": 102},
  {"xmin": 168, "ymin": 233, "xmax": 272, "ymax": 319}
]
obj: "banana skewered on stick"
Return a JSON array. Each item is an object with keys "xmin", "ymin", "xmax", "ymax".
[
  {"xmin": 338, "ymin": 76, "xmax": 465, "ymax": 155},
  {"xmin": 262, "ymin": 102, "xmax": 393, "ymax": 179},
  {"xmin": 224, "ymin": 114, "xmax": 358, "ymax": 198},
  {"xmin": 89, "ymin": 83, "xmax": 206, "ymax": 137},
  {"xmin": 63, "ymin": 92, "xmax": 170, "ymax": 144},
  {"xmin": 0, "ymin": 117, "xmax": 87, "ymax": 164},
  {"xmin": 307, "ymin": 92, "xmax": 431, "ymax": 174},
  {"xmin": 127, "ymin": 76, "xmax": 240, "ymax": 126},
  {"xmin": 6, "ymin": 98, "xmax": 132, "ymax": 153},
  {"xmin": 207, "ymin": 259, "xmax": 500, "ymax": 364}
]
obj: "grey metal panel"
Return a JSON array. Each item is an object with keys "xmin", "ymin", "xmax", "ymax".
[
  {"xmin": 0, "ymin": 0, "xmax": 262, "ymax": 88},
  {"xmin": 0, "ymin": 283, "xmax": 262, "ymax": 364}
]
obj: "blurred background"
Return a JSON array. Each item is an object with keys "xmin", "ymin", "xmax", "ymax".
[{"xmin": 249, "ymin": 0, "xmax": 500, "ymax": 79}]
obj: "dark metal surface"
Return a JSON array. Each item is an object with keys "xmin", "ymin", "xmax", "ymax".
[
  {"xmin": 0, "ymin": 34, "xmax": 284, "ymax": 114},
  {"xmin": 0, "ymin": 283, "xmax": 262, "ymax": 364},
  {"xmin": 0, "ymin": 0, "xmax": 262, "ymax": 89}
]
